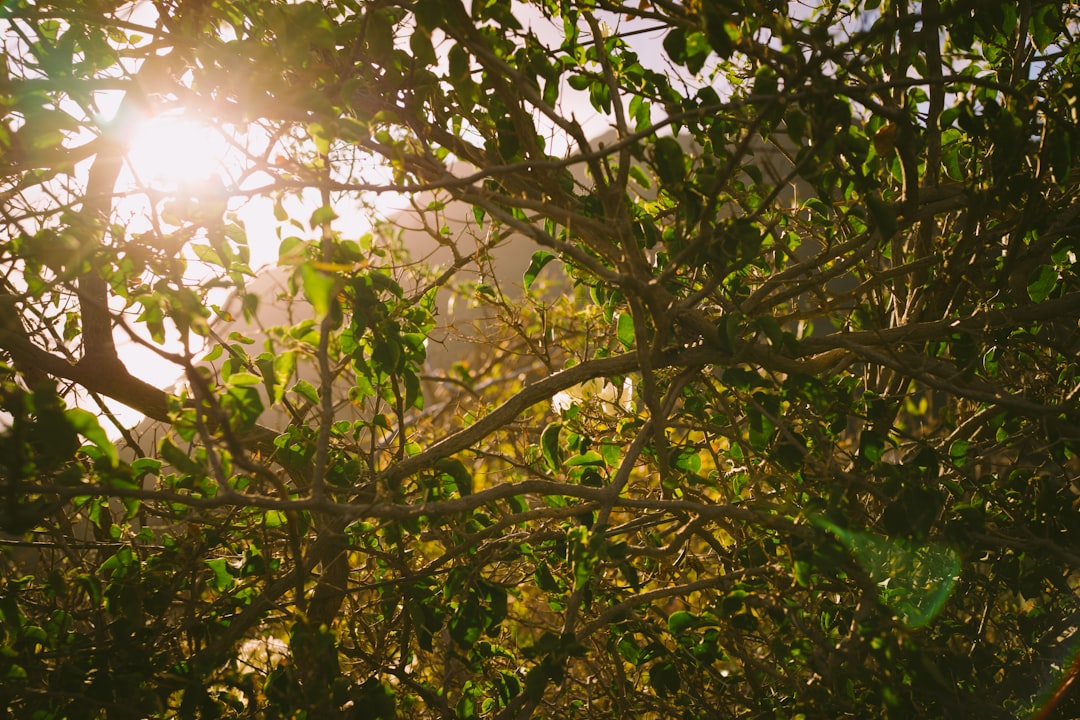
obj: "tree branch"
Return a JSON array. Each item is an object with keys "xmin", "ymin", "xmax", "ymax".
[{"xmin": 799, "ymin": 291, "xmax": 1080, "ymax": 355}]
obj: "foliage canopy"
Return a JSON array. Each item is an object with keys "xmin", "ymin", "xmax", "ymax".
[{"xmin": 2, "ymin": 0, "xmax": 1080, "ymax": 718}]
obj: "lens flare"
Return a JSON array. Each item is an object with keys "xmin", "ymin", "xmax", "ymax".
[{"xmin": 125, "ymin": 114, "xmax": 230, "ymax": 189}]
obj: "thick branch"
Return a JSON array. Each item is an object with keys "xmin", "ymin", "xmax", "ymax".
[
  {"xmin": 376, "ymin": 352, "xmax": 642, "ymax": 486},
  {"xmin": 0, "ymin": 314, "xmax": 170, "ymax": 420},
  {"xmin": 77, "ymin": 126, "xmax": 125, "ymax": 367},
  {"xmin": 799, "ymin": 291, "xmax": 1080, "ymax": 355}
]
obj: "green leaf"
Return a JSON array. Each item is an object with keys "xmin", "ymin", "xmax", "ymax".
[
  {"xmin": 948, "ymin": 439, "xmax": 969, "ymax": 467},
  {"xmin": 649, "ymin": 660, "xmax": 681, "ymax": 697},
  {"xmin": 793, "ymin": 559, "xmax": 812, "ymax": 587},
  {"xmin": 673, "ymin": 449, "xmax": 701, "ymax": 473},
  {"xmin": 448, "ymin": 43, "xmax": 471, "ymax": 85},
  {"xmin": 159, "ymin": 438, "xmax": 206, "ymax": 478},
  {"xmin": 628, "ymin": 165, "xmax": 651, "ymax": 188},
  {"xmin": 716, "ymin": 313, "xmax": 744, "ymax": 354},
  {"xmin": 299, "ymin": 262, "xmax": 339, "ymax": 319},
  {"xmin": 291, "ymin": 379, "xmax": 320, "ymax": 406},
  {"xmin": 684, "ymin": 31, "xmax": 712, "ymax": 74},
  {"xmin": 191, "ymin": 243, "xmax": 223, "ymax": 267},
  {"xmin": 204, "ymin": 558, "xmax": 235, "ymax": 592},
  {"xmin": 748, "ymin": 393, "xmax": 777, "ymax": 451},
  {"xmin": 663, "ymin": 28, "xmax": 687, "ymax": 65},
  {"xmin": 309, "ymin": 204, "xmax": 339, "ymax": 229},
  {"xmin": 534, "ymin": 562, "xmax": 563, "ymax": 593},
  {"xmin": 273, "ymin": 197, "xmax": 289, "ymax": 221},
  {"xmin": 130, "ymin": 458, "xmax": 162, "ymax": 480},
  {"xmin": 410, "ymin": 29, "xmax": 437, "ymax": 66},
  {"xmin": 564, "ymin": 451, "xmax": 604, "ymax": 467},
  {"xmin": 567, "ymin": 74, "xmax": 592, "ymax": 91},
  {"xmin": 413, "ymin": 0, "xmax": 443, "ymax": 29},
  {"xmin": 667, "ymin": 610, "xmax": 697, "ymax": 635},
  {"xmin": 541, "ymin": 422, "xmax": 562, "ymax": 472},
  {"xmin": 225, "ymin": 371, "xmax": 261, "ymax": 387},
  {"xmin": 860, "ymin": 429, "xmax": 886, "ymax": 465},
  {"xmin": 435, "ymin": 457, "xmax": 473, "ymax": 496},
  {"xmin": 867, "ymin": 194, "xmax": 897, "ymax": 240},
  {"xmin": 652, "ymin": 136, "xmax": 686, "ymax": 187},
  {"xmin": 366, "ymin": 14, "xmax": 394, "ymax": 60},
  {"xmin": 616, "ymin": 311, "xmax": 635, "ymax": 349},
  {"xmin": 703, "ymin": 7, "xmax": 734, "ymax": 58},
  {"xmin": 371, "ymin": 335, "xmax": 402, "ymax": 373},
  {"xmin": 355, "ymin": 677, "xmax": 398, "ymax": 720},
  {"xmin": 65, "ymin": 408, "xmax": 117, "ymax": 466},
  {"xmin": 263, "ymin": 510, "xmax": 287, "ymax": 529},
  {"xmin": 599, "ymin": 441, "xmax": 621, "ymax": 468},
  {"xmin": 308, "ymin": 123, "xmax": 331, "ymax": 155},
  {"xmin": 449, "ymin": 599, "xmax": 483, "ymax": 648},
  {"xmin": 1026, "ymin": 264, "xmax": 1058, "ymax": 302},
  {"xmin": 278, "ymin": 235, "xmax": 307, "ymax": 263},
  {"xmin": 225, "ymin": 385, "xmax": 264, "ymax": 431},
  {"xmin": 524, "ymin": 250, "xmax": 556, "ymax": 290},
  {"xmin": 255, "ymin": 354, "xmax": 275, "ymax": 400}
]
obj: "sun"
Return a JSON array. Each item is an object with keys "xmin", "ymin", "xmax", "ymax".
[{"xmin": 125, "ymin": 113, "xmax": 232, "ymax": 190}]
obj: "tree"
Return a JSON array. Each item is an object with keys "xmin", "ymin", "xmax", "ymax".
[{"xmin": 2, "ymin": 0, "xmax": 1080, "ymax": 717}]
